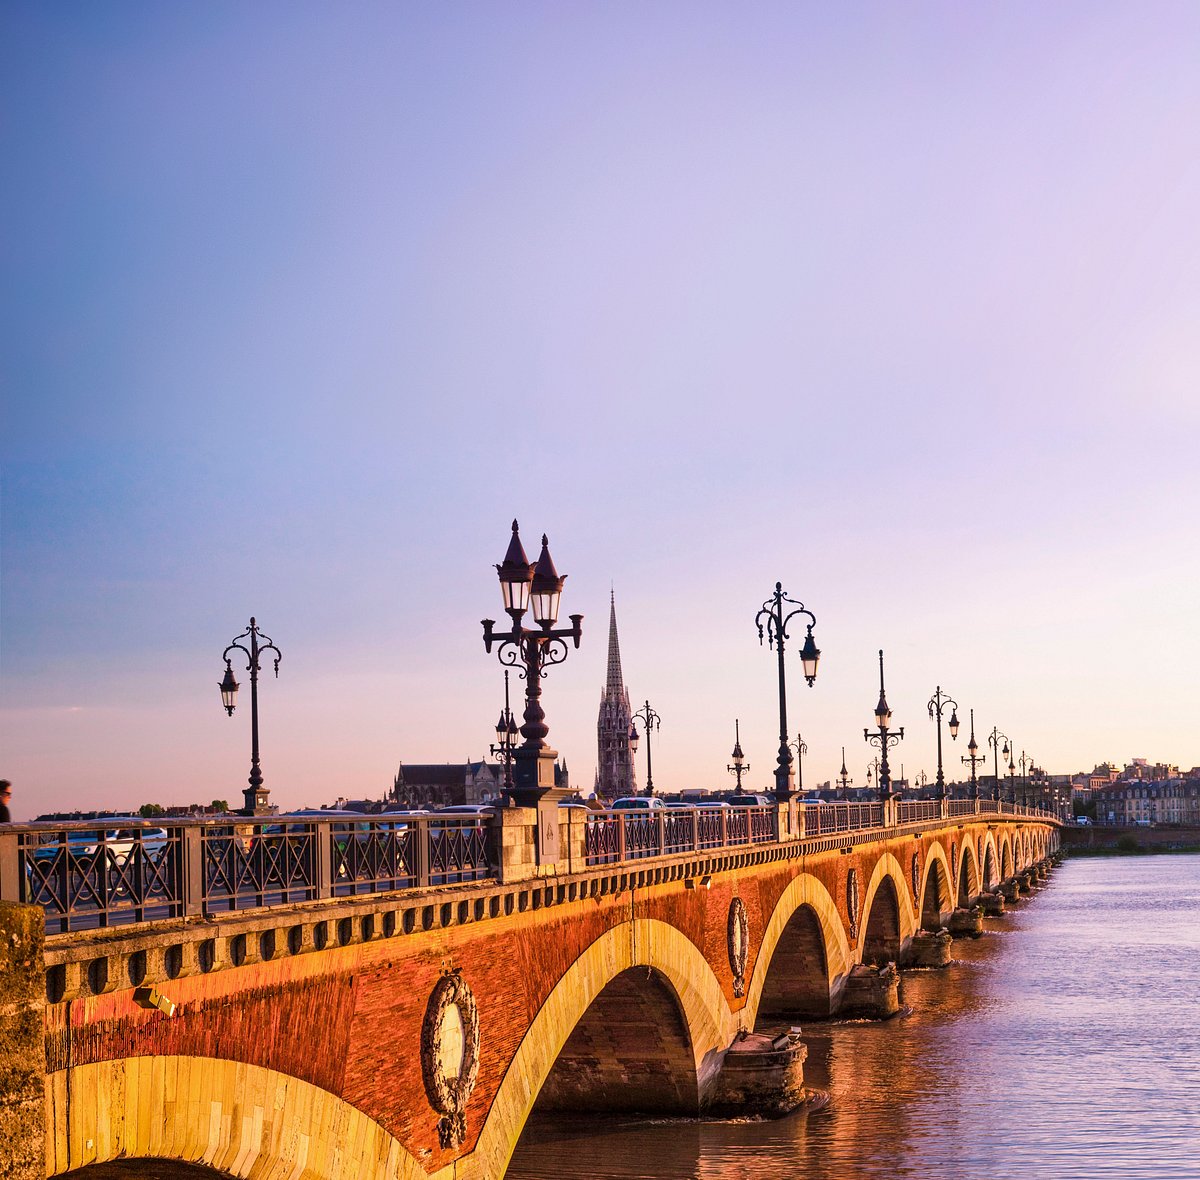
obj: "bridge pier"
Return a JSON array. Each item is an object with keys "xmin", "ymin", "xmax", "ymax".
[
  {"xmin": 838, "ymin": 962, "xmax": 901, "ymax": 1019},
  {"xmin": 1000, "ymin": 879, "xmax": 1022, "ymax": 903},
  {"xmin": 706, "ymin": 1028, "xmax": 810, "ymax": 1118},
  {"xmin": 904, "ymin": 928, "xmax": 953, "ymax": 968},
  {"xmin": 979, "ymin": 890, "xmax": 1005, "ymax": 916},
  {"xmin": 947, "ymin": 905, "xmax": 984, "ymax": 938}
]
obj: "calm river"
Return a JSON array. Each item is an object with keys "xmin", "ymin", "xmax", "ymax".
[{"xmin": 506, "ymin": 853, "xmax": 1200, "ymax": 1180}]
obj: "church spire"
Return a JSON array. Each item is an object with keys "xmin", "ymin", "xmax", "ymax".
[{"xmin": 605, "ymin": 589, "xmax": 625, "ymax": 696}]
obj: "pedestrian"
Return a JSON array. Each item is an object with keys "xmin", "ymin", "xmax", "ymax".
[{"xmin": 0, "ymin": 779, "xmax": 11, "ymax": 824}]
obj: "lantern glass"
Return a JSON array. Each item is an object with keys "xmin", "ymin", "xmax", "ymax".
[
  {"xmin": 629, "ymin": 727, "xmax": 640, "ymax": 754},
  {"xmin": 500, "ymin": 574, "xmax": 531, "ymax": 614},
  {"xmin": 530, "ymin": 586, "xmax": 561, "ymax": 627},
  {"xmin": 495, "ymin": 712, "xmax": 507, "ymax": 745},
  {"xmin": 800, "ymin": 629, "xmax": 820, "ymax": 682},
  {"xmin": 948, "ymin": 710, "xmax": 960, "ymax": 739},
  {"xmin": 219, "ymin": 665, "xmax": 239, "ymax": 713}
]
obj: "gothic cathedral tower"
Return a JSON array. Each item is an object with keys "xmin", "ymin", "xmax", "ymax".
[{"xmin": 596, "ymin": 592, "xmax": 636, "ymax": 799}]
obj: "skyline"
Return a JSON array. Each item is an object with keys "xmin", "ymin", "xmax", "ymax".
[{"xmin": 2, "ymin": 4, "xmax": 1199, "ymax": 818}]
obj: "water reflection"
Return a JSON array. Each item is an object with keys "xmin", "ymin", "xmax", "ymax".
[{"xmin": 508, "ymin": 855, "xmax": 1200, "ymax": 1179}]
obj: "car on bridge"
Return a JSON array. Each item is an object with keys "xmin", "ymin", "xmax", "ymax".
[
  {"xmin": 725, "ymin": 794, "xmax": 773, "ymax": 808},
  {"xmin": 610, "ymin": 796, "xmax": 666, "ymax": 810}
]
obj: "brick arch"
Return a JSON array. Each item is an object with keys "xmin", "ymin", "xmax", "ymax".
[
  {"xmin": 918, "ymin": 841, "xmax": 954, "ymax": 929},
  {"xmin": 957, "ymin": 838, "xmax": 980, "ymax": 904},
  {"xmin": 45, "ymin": 1057, "xmax": 427, "ymax": 1179},
  {"xmin": 860, "ymin": 853, "xmax": 918, "ymax": 966},
  {"xmin": 469, "ymin": 917, "xmax": 731, "ymax": 1180},
  {"xmin": 980, "ymin": 831, "xmax": 999, "ymax": 889},
  {"xmin": 746, "ymin": 872, "xmax": 852, "ymax": 1023},
  {"xmin": 1000, "ymin": 833, "xmax": 1014, "ymax": 880}
]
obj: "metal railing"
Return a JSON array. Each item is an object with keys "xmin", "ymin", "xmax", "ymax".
[
  {"xmin": 583, "ymin": 806, "xmax": 779, "ymax": 866},
  {"xmin": 2, "ymin": 800, "xmax": 1059, "ymax": 932},
  {"xmin": 803, "ymin": 800, "xmax": 883, "ymax": 835},
  {"xmin": 2, "ymin": 814, "xmax": 494, "ymax": 933}
]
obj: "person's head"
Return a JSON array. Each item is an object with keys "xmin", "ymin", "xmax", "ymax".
[{"xmin": 0, "ymin": 780, "xmax": 10, "ymax": 807}]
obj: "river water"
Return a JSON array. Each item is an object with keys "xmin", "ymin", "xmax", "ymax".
[{"xmin": 506, "ymin": 854, "xmax": 1200, "ymax": 1180}]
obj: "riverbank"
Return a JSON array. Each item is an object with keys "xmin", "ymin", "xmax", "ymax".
[{"xmin": 1060, "ymin": 824, "xmax": 1200, "ymax": 855}]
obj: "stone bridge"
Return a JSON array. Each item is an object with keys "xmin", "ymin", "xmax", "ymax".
[{"xmin": 0, "ymin": 806, "xmax": 1059, "ymax": 1180}]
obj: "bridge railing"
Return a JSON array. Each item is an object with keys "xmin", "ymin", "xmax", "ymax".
[
  {"xmin": 583, "ymin": 805, "xmax": 778, "ymax": 866},
  {"xmin": 804, "ymin": 800, "xmax": 883, "ymax": 835},
  {"xmin": 1, "ymin": 814, "xmax": 495, "ymax": 933},
  {"xmin": 895, "ymin": 800, "xmax": 940, "ymax": 824}
]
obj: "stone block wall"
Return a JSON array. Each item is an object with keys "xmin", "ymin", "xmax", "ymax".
[{"xmin": 0, "ymin": 901, "xmax": 45, "ymax": 1180}]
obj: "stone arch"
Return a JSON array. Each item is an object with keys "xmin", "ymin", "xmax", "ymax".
[
  {"xmin": 979, "ymin": 831, "xmax": 999, "ymax": 890},
  {"xmin": 957, "ymin": 838, "xmax": 979, "ymax": 904},
  {"xmin": 533, "ymin": 965, "xmax": 700, "ymax": 1114},
  {"xmin": 746, "ymin": 872, "xmax": 852, "ymax": 1024},
  {"xmin": 918, "ymin": 842, "xmax": 954, "ymax": 929},
  {"xmin": 860, "ymin": 853, "xmax": 918, "ymax": 966},
  {"xmin": 45, "ymin": 1057, "xmax": 429, "ymax": 1179},
  {"xmin": 1000, "ymin": 833, "xmax": 1014, "ymax": 880},
  {"xmin": 473, "ymin": 918, "xmax": 730, "ymax": 1180}
]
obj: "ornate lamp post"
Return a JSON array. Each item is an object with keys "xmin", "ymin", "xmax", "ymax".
[
  {"xmin": 481, "ymin": 521, "xmax": 583, "ymax": 806},
  {"xmin": 866, "ymin": 758, "xmax": 880, "ymax": 793},
  {"xmin": 837, "ymin": 748, "xmax": 853, "ymax": 793},
  {"xmin": 961, "ymin": 709, "xmax": 984, "ymax": 800},
  {"xmin": 727, "ymin": 719, "xmax": 750, "ymax": 795},
  {"xmin": 219, "ymin": 617, "xmax": 282, "ymax": 816},
  {"xmin": 1007, "ymin": 745, "xmax": 1018, "ymax": 802},
  {"xmin": 489, "ymin": 670, "xmax": 519, "ymax": 794},
  {"xmin": 864, "ymin": 649, "xmax": 904, "ymax": 802},
  {"xmin": 789, "ymin": 733, "xmax": 808, "ymax": 795},
  {"xmin": 1019, "ymin": 751, "xmax": 1033, "ymax": 808},
  {"xmin": 755, "ymin": 582, "xmax": 820, "ymax": 801},
  {"xmin": 630, "ymin": 699, "xmax": 661, "ymax": 797},
  {"xmin": 926, "ymin": 686, "xmax": 960, "ymax": 802},
  {"xmin": 987, "ymin": 726, "xmax": 1011, "ymax": 804}
]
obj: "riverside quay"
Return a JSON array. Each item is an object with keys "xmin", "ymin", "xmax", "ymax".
[{"xmin": 0, "ymin": 798, "xmax": 1060, "ymax": 1179}]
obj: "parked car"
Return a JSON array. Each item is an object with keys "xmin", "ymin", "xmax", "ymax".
[
  {"xmin": 610, "ymin": 796, "xmax": 666, "ymax": 810},
  {"xmin": 725, "ymin": 794, "xmax": 773, "ymax": 808},
  {"xmin": 662, "ymin": 798, "xmax": 696, "ymax": 808}
]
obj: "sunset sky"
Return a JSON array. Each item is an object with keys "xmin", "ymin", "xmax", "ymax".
[{"xmin": 2, "ymin": 3, "xmax": 1198, "ymax": 819}]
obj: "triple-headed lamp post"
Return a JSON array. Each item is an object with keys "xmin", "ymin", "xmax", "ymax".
[
  {"xmin": 987, "ymin": 726, "xmax": 1012, "ymax": 805},
  {"xmin": 481, "ymin": 521, "xmax": 582, "ymax": 806},
  {"xmin": 490, "ymin": 670, "xmax": 519, "ymax": 794},
  {"xmin": 755, "ymin": 582, "xmax": 820, "ymax": 801},
  {"xmin": 727, "ymin": 719, "xmax": 750, "ymax": 796},
  {"xmin": 864, "ymin": 649, "xmax": 904, "ymax": 802},
  {"xmin": 218, "ymin": 617, "xmax": 282, "ymax": 816},
  {"xmin": 926, "ymin": 686, "xmax": 960, "ymax": 802},
  {"xmin": 837, "ymin": 747, "xmax": 853, "ymax": 793},
  {"xmin": 962, "ymin": 709, "xmax": 985, "ymax": 800},
  {"xmin": 790, "ymin": 733, "xmax": 808, "ymax": 795},
  {"xmin": 630, "ymin": 699, "xmax": 661, "ymax": 797}
]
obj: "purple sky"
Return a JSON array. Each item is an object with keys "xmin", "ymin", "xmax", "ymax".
[{"xmin": 2, "ymin": 3, "xmax": 1198, "ymax": 819}]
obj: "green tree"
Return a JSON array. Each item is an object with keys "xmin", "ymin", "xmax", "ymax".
[
  {"xmin": 138, "ymin": 802, "xmax": 164, "ymax": 818},
  {"xmin": 210, "ymin": 799, "xmax": 229, "ymax": 813}
]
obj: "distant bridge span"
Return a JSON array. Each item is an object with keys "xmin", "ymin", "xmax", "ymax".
[{"xmin": 0, "ymin": 804, "xmax": 1059, "ymax": 1179}]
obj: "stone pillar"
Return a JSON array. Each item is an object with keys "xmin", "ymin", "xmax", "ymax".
[
  {"xmin": 947, "ymin": 906, "xmax": 984, "ymax": 937},
  {"xmin": 882, "ymin": 797, "xmax": 897, "ymax": 828},
  {"xmin": 705, "ymin": 1029, "xmax": 809, "ymax": 1118},
  {"xmin": 1000, "ymin": 879, "xmax": 1021, "ymax": 903},
  {"xmin": 979, "ymin": 890, "xmax": 1005, "ymax": 916},
  {"xmin": 904, "ymin": 928, "xmax": 953, "ymax": 968},
  {"xmin": 0, "ymin": 902, "xmax": 45, "ymax": 1180},
  {"xmin": 492, "ymin": 806, "xmax": 539, "ymax": 884},
  {"xmin": 838, "ymin": 962, "xmax": 900, "ymax": 1019}
]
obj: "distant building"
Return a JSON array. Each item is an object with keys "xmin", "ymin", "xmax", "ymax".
[
  {"xmin": 1094, "ymin": 778, "xmax": 1200, "ymax": 826},
  {"xmin": 389, "ymin": 759, "xmax": 568, "ymax": 808},
  {"xmin": 595, "ymin": 592, "xmax": 636, "ymax": 800}
]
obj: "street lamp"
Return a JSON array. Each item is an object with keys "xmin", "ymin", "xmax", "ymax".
[
  {"xmin": 866, "ymin": 757, "xmax": 880, "ymax": 793},
  {"xmin": 926, "ymin": 686, "xmax": 960, "ymax": 802},
  {"xmin": 756, "ymin": 582, "xmax": 820, "ymax": 801},
  {"xmin": 789, "ymin": 732, "xmax": 808, "ymax": 795},
  {"xmin": 864, "ymin": 649, "xmax": 904, "ymax": 802},
  {"xmin": 1019, "ymin": 751, "xmax": 1033, "ymax": 808},
  {"xmin": 219, "ymin": 617, "xmax": 282, "ymax": 816},
  {"xmin": 490, "ymin": 670, "xmax": 519, "ymax": 794},
  {"xmin": 837, "ymin": 747, "xmax": 853, "ymax": 793},
  {"xmin": 727, "ymin": 719, "xmax": 750, "ymax": 795},
  {"xmin": 631, "ymin": 699, "xmax": 661, "ymax": 797},
  {"xmin": 962, "ymin": 709, "xmax": 984, "ymax": 800},
  {"xmin": 987, "ymin": 726, "xmax": 1011, "ymax": 805},
  {"xmin": 481, "ymin": 521, "xmax": 583, "ymax": 806},
  {"xmin": 1007, "ymin": 744, "xmax": 1018, "ymax": 802}
]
